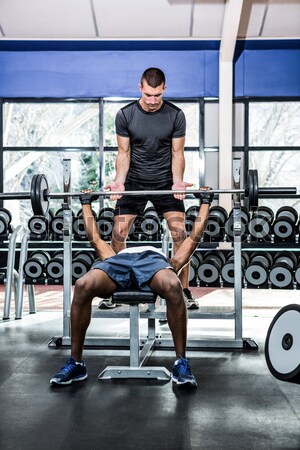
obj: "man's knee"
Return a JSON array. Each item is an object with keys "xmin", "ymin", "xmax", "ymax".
[
  {"xmin": 163, "ymin": 277, "xmax": 183, "ymax": 303},
  {"xmin": 74, "ymin": 276, "xmax": 94, "ymax": 302}
]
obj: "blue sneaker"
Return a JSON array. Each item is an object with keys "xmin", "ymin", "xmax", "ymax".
[
  {"xmin": 172, "ymin": 356, "xmax": 197, "ymax": 387},
  {"xmin": 50, "ymin": 358, "xmax": 88, "ymax": 385}
]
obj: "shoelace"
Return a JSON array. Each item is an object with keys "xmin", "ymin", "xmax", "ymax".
[
  {"xmin": 177, "ymin": 358, "xmax": 192, "ymax": 375},
  {"xmin": 59, "ymin": 359, "xmax": 77, "ymax": 375}
]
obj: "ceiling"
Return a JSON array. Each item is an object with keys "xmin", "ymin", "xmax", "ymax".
[{"xmin": 0, "ymin": 0, "xmax": 299, "ymax": 41}]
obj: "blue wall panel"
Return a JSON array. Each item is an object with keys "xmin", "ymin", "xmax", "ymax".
[
  {"xmin": 0, "ymin": 50, "xmax": 219, "ymax": 98},
  {"xmin": 0, "ymin": 41, "xmax": 299, "ymax": 98},
  {"xmin": 235, "ymin": 49, "xmax": 300, "ymax": 97}
]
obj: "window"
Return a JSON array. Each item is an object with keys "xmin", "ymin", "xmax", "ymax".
[{"xmin": 249, "ymin": 101, "xmax": 300, "ymax": 211}]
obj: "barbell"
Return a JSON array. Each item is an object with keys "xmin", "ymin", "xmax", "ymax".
[{"xmin": 0, "ymin": 170, "xmax": 297, "ymax": 216}]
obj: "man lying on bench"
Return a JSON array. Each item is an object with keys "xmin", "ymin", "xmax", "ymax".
[{"xmin": 50, "ymin": 188, "xmax": 213, "ymax": 387}]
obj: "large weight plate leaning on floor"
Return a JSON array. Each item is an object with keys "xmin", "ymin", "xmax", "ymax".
[{"xmin": 265, "ymin": 304, "xmax": 300, "ymax": 383}]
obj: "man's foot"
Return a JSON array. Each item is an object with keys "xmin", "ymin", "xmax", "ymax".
[
  {"xmin": 98, "ymin": 297, "xmax": 116, "ymax": 309},
  {"xmin": 183, "ymin": 288, "xmax": 199, "ymax": 309},
  {"xmin": 50, "ymin": 358, "xmax": 87, "ymax": 385},
  {"xmin": 172, "ymin": 356, "xmax": 197, "ymax": 388}
]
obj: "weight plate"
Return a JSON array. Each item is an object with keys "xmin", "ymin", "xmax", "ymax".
[
  {"xmin": 274, "ymin": 251, "xmax": 297, "ymax": 269},
  {"xmin": 29, "ymin": 251, "xmax": 51, "ymax": 266},
  {"xmin": 246, "ymin": 169, "xmax": 259, "ymax": 210},
  {"xmin": 97, "ymin": 217, "xmax": 114, "ymax": 237},
  {"xmin": 72, "ymin": 259, "xmax": 89, "ymax": 279},
  {"xmin": 23, "ymin": 260, "xmax": 44, "ymax": 278},
  {"xmin": 198, "ymin": 261, "xmax": 220, "ymax": 284},
  {"xmin": 46, "ymin": 259, "xmax": 64, "ymax": 279},
  {"xmin": 73, "ymin": 217, "xmax": 86, "ymax": 237},
  {"xmin": 265, "ymin": 304, "xmax": 300, "ymax": 382},
  {"xmin": 0, "ymin": 216, "xmax": 7, "ymax": 234},
  {"xmin": 0, "ymin": 208, "xmax": 12, "ymax": 225},
  {"xmin": 31, "ymin": 174, "xmax": 49, "ymax": 216},
  {"xmin": 28, "ymin": 215, "xmax": 48, "ymax": 235},
  {"xmin": 245, "ymin": 263, "xmax": 268, "ymax": 286},
  {"xmin": 73, "ymin": 251, "xmax": 94, "ymax": 267},
  {"xmin": 185, "ymin": 205, "xmax": 200, "ymax": 218},
  {"xmin": 294, "ymin": 266, "xmax": 300, "ymax": 285},
  {"xmin": 204, "ymin": 216, "xmax": 223, "ymax": 238},
  {"xmin": 208, "ymin": 206, "xmax": 228, "ymax": 224},
  {"xmin": 221, "ymin": 262, "xmax": 235, "ymax": 284},
  {"xmin": 50, "ymin": 216, "xmax": 64, "ymax": 235},
  {"xmin": 276, "ymin": 206, "xmax": 298, "ymax": 223},
  {"xmin": 248, "ymin": 216, "xmax": 271, "ymax": 239},
  {"xmin": 269, "ymin": 262, "xmax": 293, "ymax": 288},
  {"xmin": 140, "ymin": 216, "xmax": 160, "ymax": 236},
  {"xmin": 272, "ymin": 217, "xmax": 294, "ymax": 239},
  {"xmin": 255, "ymin": 206, "xmax": 274, "ymax": 223}
]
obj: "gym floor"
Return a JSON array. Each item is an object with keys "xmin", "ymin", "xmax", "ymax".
[{"xmin": 0, "ymin": 287, "xmax": 299, "ymax": 450}]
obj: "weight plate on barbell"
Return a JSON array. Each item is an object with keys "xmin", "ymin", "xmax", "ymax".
[
  {"xmin": 265, "ymin": 304, "xmax": 300, "ymax": 383},
  {"xmin": 31, "ymin": 174, "xmax": 49, "ymax": 216},
  {"xmin": 246, "ymin": 169, "xmax": 259, "ymax": 210}
]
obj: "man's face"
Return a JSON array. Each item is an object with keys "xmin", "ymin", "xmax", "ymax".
[{"xmin": 139, "ymin": 80, "xmax": 166, "ymax": 112}]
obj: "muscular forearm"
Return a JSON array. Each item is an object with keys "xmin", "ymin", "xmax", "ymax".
[
  {"xmin": 115, "ymin": 149, "xmax": 130, "ymax": 183},
  {"xmin": 81, "ymin": 204, "xmax": 115, "ymax": 261},
  {"xmin": 172, "ymin": 149, "xmax": 185, "ymax": 183}
]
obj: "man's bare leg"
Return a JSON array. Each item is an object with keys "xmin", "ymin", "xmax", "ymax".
[
  {"xmin": 71, "ymin": 269, "xmax": 117, "ymax": 361},
  {"xmin": 150, "ymin": 269, "xmax": 187, "ymax": 358},
  {"xmin": 111, "ymin": 214, "xmax": 137, "ymax": 253}
]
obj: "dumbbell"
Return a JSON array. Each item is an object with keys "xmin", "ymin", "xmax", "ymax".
[
  {"xmin": 197, "ymin": 251, "xmax": 226, "ymax": 285},
  {"xmin": 189, "ymin": 252, "xmax": 203, "ymax": 284},
  {"xmin": 269, "ymin": 251, "xmax": 297, "ymax": 288},
  {"xmin": 140, "ymin": 215, "xmax": 162, "ymax": 239},
  {"xmin": 23, "ymin": 251, "xmax": 51, "ymax": 279},
  {"xmin": 185, "ymin": 205, "xmax": 200, "ymax": 218},
  {"xmin": 272, "ymin": 206, "xmax": 298, "ymax": 241},
  {"xmin": 185, "ymin": 214, "xmax": 195, "ymax": 237},
  {"xmin": 98, "ymin": 207, "xmax": 115, "ymax": 219},
  {"xmin": 96, "ymin": 216, "xmax": 114, "ymax": 241},
  {"xmin": 244, "ymin": 251, "xmax": 273, "ymax": 287},
  {"xmin": 220, "ymin": 251, "xmax": 249, "ymax": 285},
  {"xmin": 73, "ymin": 216, "xmax": 87, "ymax": 240},
  {"xmin": 72, "ymin": 251, "xmax": 93, "ymax": 280},
  {"xmin": 294, "ymin": 255, "xmax": 300, "ymax": 286},
  {"xmin": 127, "ymin": 216, "xmax": 144, "ymax": 241},
  {"xmin": 46, "ymin": 251, "xmax": 64, "ymax": 280},
  {"xmin": 203, "ymin": 206, "xmax": 228, "ymax": 242},
  {"xmin": 50, "ymin": 215, "xmax": 64, "ymax": 239},
  {"xmin": 0, "ymin": 208, "xmax": 13, "ymax": 235},
  {"xmin": 225, "ymin": 206, "xmax": 250, "ymax": 242},
  {"xmin": 28, "ymin": 215, "xmax": 50, "ymax": 239},
  {"xmin": 248, "ymin": 206, "xmax": 274, "ymax": 242}
]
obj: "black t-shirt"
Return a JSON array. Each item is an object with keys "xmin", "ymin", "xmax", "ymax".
[{"xmin": 115, "ymin": 100, "xmax": 186, "ymax": 184}]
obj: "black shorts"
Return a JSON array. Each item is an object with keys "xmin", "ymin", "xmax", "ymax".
[{"xmin": 114, "ymin": 179, "xmax": 185, "ymax": 217}]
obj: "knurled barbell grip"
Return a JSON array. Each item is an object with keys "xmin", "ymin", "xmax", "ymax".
[{"xmin": 48, "ymin": 189, "xmax": 245, "ymax": 198}]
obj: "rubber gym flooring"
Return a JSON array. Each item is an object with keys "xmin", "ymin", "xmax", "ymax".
[{"xmin": 0, "ymin": 286, "xmax": 299, "ymax": 450}]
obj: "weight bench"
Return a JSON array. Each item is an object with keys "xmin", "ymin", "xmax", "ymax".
[{"xmin": 98, "ymin": 289, "xmax": 171, "ymax": 381}]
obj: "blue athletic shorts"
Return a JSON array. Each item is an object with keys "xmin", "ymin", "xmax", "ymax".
[{"xmin": 92, "ymin": 250, "xmax": 174, "ymax": 291}]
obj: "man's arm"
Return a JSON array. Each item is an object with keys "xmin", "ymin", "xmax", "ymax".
[
  {"xmin": 105, "ymin": 135, "xmax": 131, "ymax": 200},
  {"xmin": 80, "ymin": 194, "xmax": 116, "ymax": 261},
  {"xmin": 171, "ymin": 136, "xmax": 188, "ymax": 200},
  {"xmin": 170, "ymin": 190, "xmax": 213, "ymax": 273}
]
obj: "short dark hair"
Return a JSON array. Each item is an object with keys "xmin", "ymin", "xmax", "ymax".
[{"xmin": 140, "ymin": 68, "xmax": 166, "ymax": 88}]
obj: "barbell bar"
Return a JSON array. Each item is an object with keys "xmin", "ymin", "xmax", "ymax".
[{"xmin": 0, "ymin": 170, "xmax": 297, "ymax": 217}]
